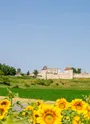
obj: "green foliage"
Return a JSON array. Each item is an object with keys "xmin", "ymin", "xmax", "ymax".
[
  {"xmin": 77, "ymin": 68, "xmax": 81, "ymax": 74},
  {"xmin": 13, "ymin": 85, "xmax": 19, "ymax": 88},
  {"xmin": 24, "ymin": 82, "xmax": 30, "ymax": 87},
  {"xmin": 44, "ymin": 79, "xmax": 53, "ymax": 86},
  {"xmin": 0, "ymin": 63, "xmax": 16, "ymax": 75},
  {"xmin": 33, "ymin": 70, "xmax": 38, "ymax": 77},
  {"xmin": 10, "ymin": 66, "xmax": 16, "ymax": 75},
  {"xmin": 71, "ymin": 67, "xmax": 81, "ymax": 74},
  {"xmin": 61, "ymin": 109, "xmax": 87, "ymax": 124},
  {"xmin": 0, "ymin": 76, "xmax": 11, "ymax": 86},
  {"xmin": 82, "ymin": 95, "xmax": 90, "ymax": 105},
  {"xmin": 35, "ymin": 79, "xmax": 53, "ymax": 86},
  {"xmin": 35, "ymin": 79, "xmax": 44, "ymax": 85},
  {"xmin": 26, "ymin": 71, "xmax": 30, "ymax": 75},
  {"xmin": 0, "ymin": 70, "xmax": 4, "ymax": 75},
  {"xmin": 55, "ymin": 82, "xmax": 59, "ymax": 86},
  {"xmin": 2, "ymin": 77, "xmax": 11, "ymax": 86},
  {"xmin": 20, "ymin": 73, "xmax": 24, "ymax": 76},
  {"xmin": 17, "ymin": 68, "xmax": 21, "ymax": 73}
]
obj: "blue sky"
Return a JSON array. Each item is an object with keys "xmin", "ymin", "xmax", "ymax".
[{"xmin": 0, "ymin": 0, "xmax": 90, "ymax": 73}]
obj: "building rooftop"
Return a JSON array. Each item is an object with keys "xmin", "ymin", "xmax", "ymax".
[
  {"xmin": 65, "ymin": 67, "xmax": 72, "ymax": 71},
  {"xmin": 42, "ymin": 66, "xmax": 60, "ymax": 70}
]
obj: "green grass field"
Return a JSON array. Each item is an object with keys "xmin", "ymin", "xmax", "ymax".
[
  {"xmin": 0, "ymin": 87, "xmax": 90, "ymax": 102},
  {"xmin": 0, "ymin": 76, "xmax": 90, "ymax": 101}
]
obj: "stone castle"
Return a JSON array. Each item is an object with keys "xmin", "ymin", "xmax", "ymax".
[{"xmin": 38, "ymin": 66, "xmax": 90, "ymax": 79}]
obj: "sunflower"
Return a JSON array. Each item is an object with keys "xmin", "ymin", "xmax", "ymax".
[
  {"xmin": 0, "ymin": 99, "xmax": 11, "ymax": 110},
  {"xmin": 22, "ymin": 105, "xmax": 35, "ymax": 123},
  {"xmin": 0, "ymin": 107, "xmax": 6, "ymax": 120},
  {"xmin": 56, "ymin": 98, "xmax": 69, "ymax": 110},
  {"xmin": 25, "ymin": 105, "xmax": 34, "ymax": 111},
  {"xmin": 84, "ymin": 105, "xmax": 90, "ymax": 119},
  {"xmin": 36, "ymin": 100, "xmax": 43, "ymax": 106},
  {"xmin": 36, "ymin": 104, "xmax": 62, "ymax": 124},
  {"xmin": 22, "ymin": 105, "xmax": 34, "ymax": 116},
  {"xmin": 70, "ymin": 99, "xmax": 87, "ymax": 113},
  {"xmin": 72, "ymin": 115, "xmax": 81, "ymax": 124},
  {"xmin": 34, "ymin": 110, "xmax": 40, "ymax": 124}
]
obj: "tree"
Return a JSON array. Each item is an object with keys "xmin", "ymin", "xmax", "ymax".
[
  {"xmin": 33, "ymin": 70, "xmax": 38, "ymax": 78},
  {"xmin": 17, "ymin": 68, "xmax": 21, "ymax": 73},
  {"xmin": 10, "ymin": 66, "xmax": 16, "ymax": 75},
  {"xmin": 0, "ymin": 63, "xmax": 16, "ymax": 75},
  {"xmin": 71, "ymin": 67, "xmax": 81, "ymax": 74},
  {"xmin": 77, "ymin": 68, "xmax": 81, "ymax": 74},
  {"xmin": 0, "ymin": 70, "xmax": 4, "ymax": 75},
  {"xmin": 0, "ymin": 63, "xmax": 2, "ymax": 69},
  {"xmin": 27, "ymin": 71, "xmax": 30, "ymax": 76},
  {"xmin": 71, "ymin": 67, "xmax": 77, "ymax": 73}
]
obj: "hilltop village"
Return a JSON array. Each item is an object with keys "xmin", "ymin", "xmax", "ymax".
[{"xmin": 36, "ymin": 66, "xmax": 90, "ymax": 79}]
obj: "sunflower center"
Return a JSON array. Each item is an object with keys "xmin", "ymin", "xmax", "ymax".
[
  {"xmin": 76, "ymin": 103, "xmax": 82, "ymax": 110},
  {"xmin": 59, "ymin": 103, "xmax": 65, "ymax": 109},
  {"xmin": 44, "ymin": 112, "xmax": 55, "ymax": 124},
  {"xmin": 37, "ymin": 102, "xmax": 41, "ymax": 106},
  {"xmin": 1, "ymin": 102, "xmax": 7, "ymax": 106},
  {"xmin": 0, "ymin": 108, "xmax": 4, "ymax": 115}
]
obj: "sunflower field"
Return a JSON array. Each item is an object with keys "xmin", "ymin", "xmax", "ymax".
[{"xmin": 0, "ymin": 90, "xmax": 90, "ymax": 124}]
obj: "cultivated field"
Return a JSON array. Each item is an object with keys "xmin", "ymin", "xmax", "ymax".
[
  {"xmin": 0, "ymin": 87, "xmax": 90, "ymax": 102},
  {"xmin": 0, "ymin": 76, "xmax": 90, "ymax": 101}
]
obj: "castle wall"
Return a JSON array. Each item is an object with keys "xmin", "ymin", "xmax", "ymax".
[
  {"xmin": 46, "ymin": 74, "xmax": 59, "ymax": 79},
  {"xmin": 38, "ymin": 67, "xmax": 90, "ymax": 79},
  {"xmin": 74, "ymin": 73, "xmax": 90, "ymax": 78},
  {"xmin": 38, "ymin": 70, "xmax": 47, "ymax": 79},
  {"xmin": 38, "ymin": 69, "xmax": 73, "ymax": 79},
  {"xmin": 58, "ymin": 70, "xmax": 73, "ymax": 79}
]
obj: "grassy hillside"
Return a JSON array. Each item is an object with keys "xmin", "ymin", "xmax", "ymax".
[{"xmin": 0, "ymin": 76, "xmax": 90, "ymax": 90}]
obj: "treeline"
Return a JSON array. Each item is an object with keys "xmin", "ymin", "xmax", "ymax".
[
  {"xmin": 71, "ymin": 67, "xmax": 81, "ymax": 74},
  {"xmin": 0, "ymin": 63, "xmax": 16, "ymax": 76}
]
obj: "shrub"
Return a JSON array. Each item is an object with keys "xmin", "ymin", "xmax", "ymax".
[
  {"xmin": 31, "ymin": 82, "xmax": 35, "ymax": 85},
  {"xmin": 35, "ymin": 79, "xmax": 45, "ymax": 85},
  {"xmin": 2, "ymin": 77, "xmax": 11, "ymax": 86},
  {"xmin": 13, "ymin": 85, "xmax": 19, "ymax": 88},
  {"xmin": 24, "ymin": 82, "xmax": 30, "ymax": 87},
  {"xmin": 56, "ymin": 83, "xmax": 59, "ymax": 86},
  {"xmin": 0, "ymin": 70, "xmax": 4, "ymax": 75},
  {"xmin": 44, "ymin": 79, "xmax": 53, "ymax": 86},
  {"xmin": 35, "ymin": 79, "xmax": 53, "ymax": 86}
]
